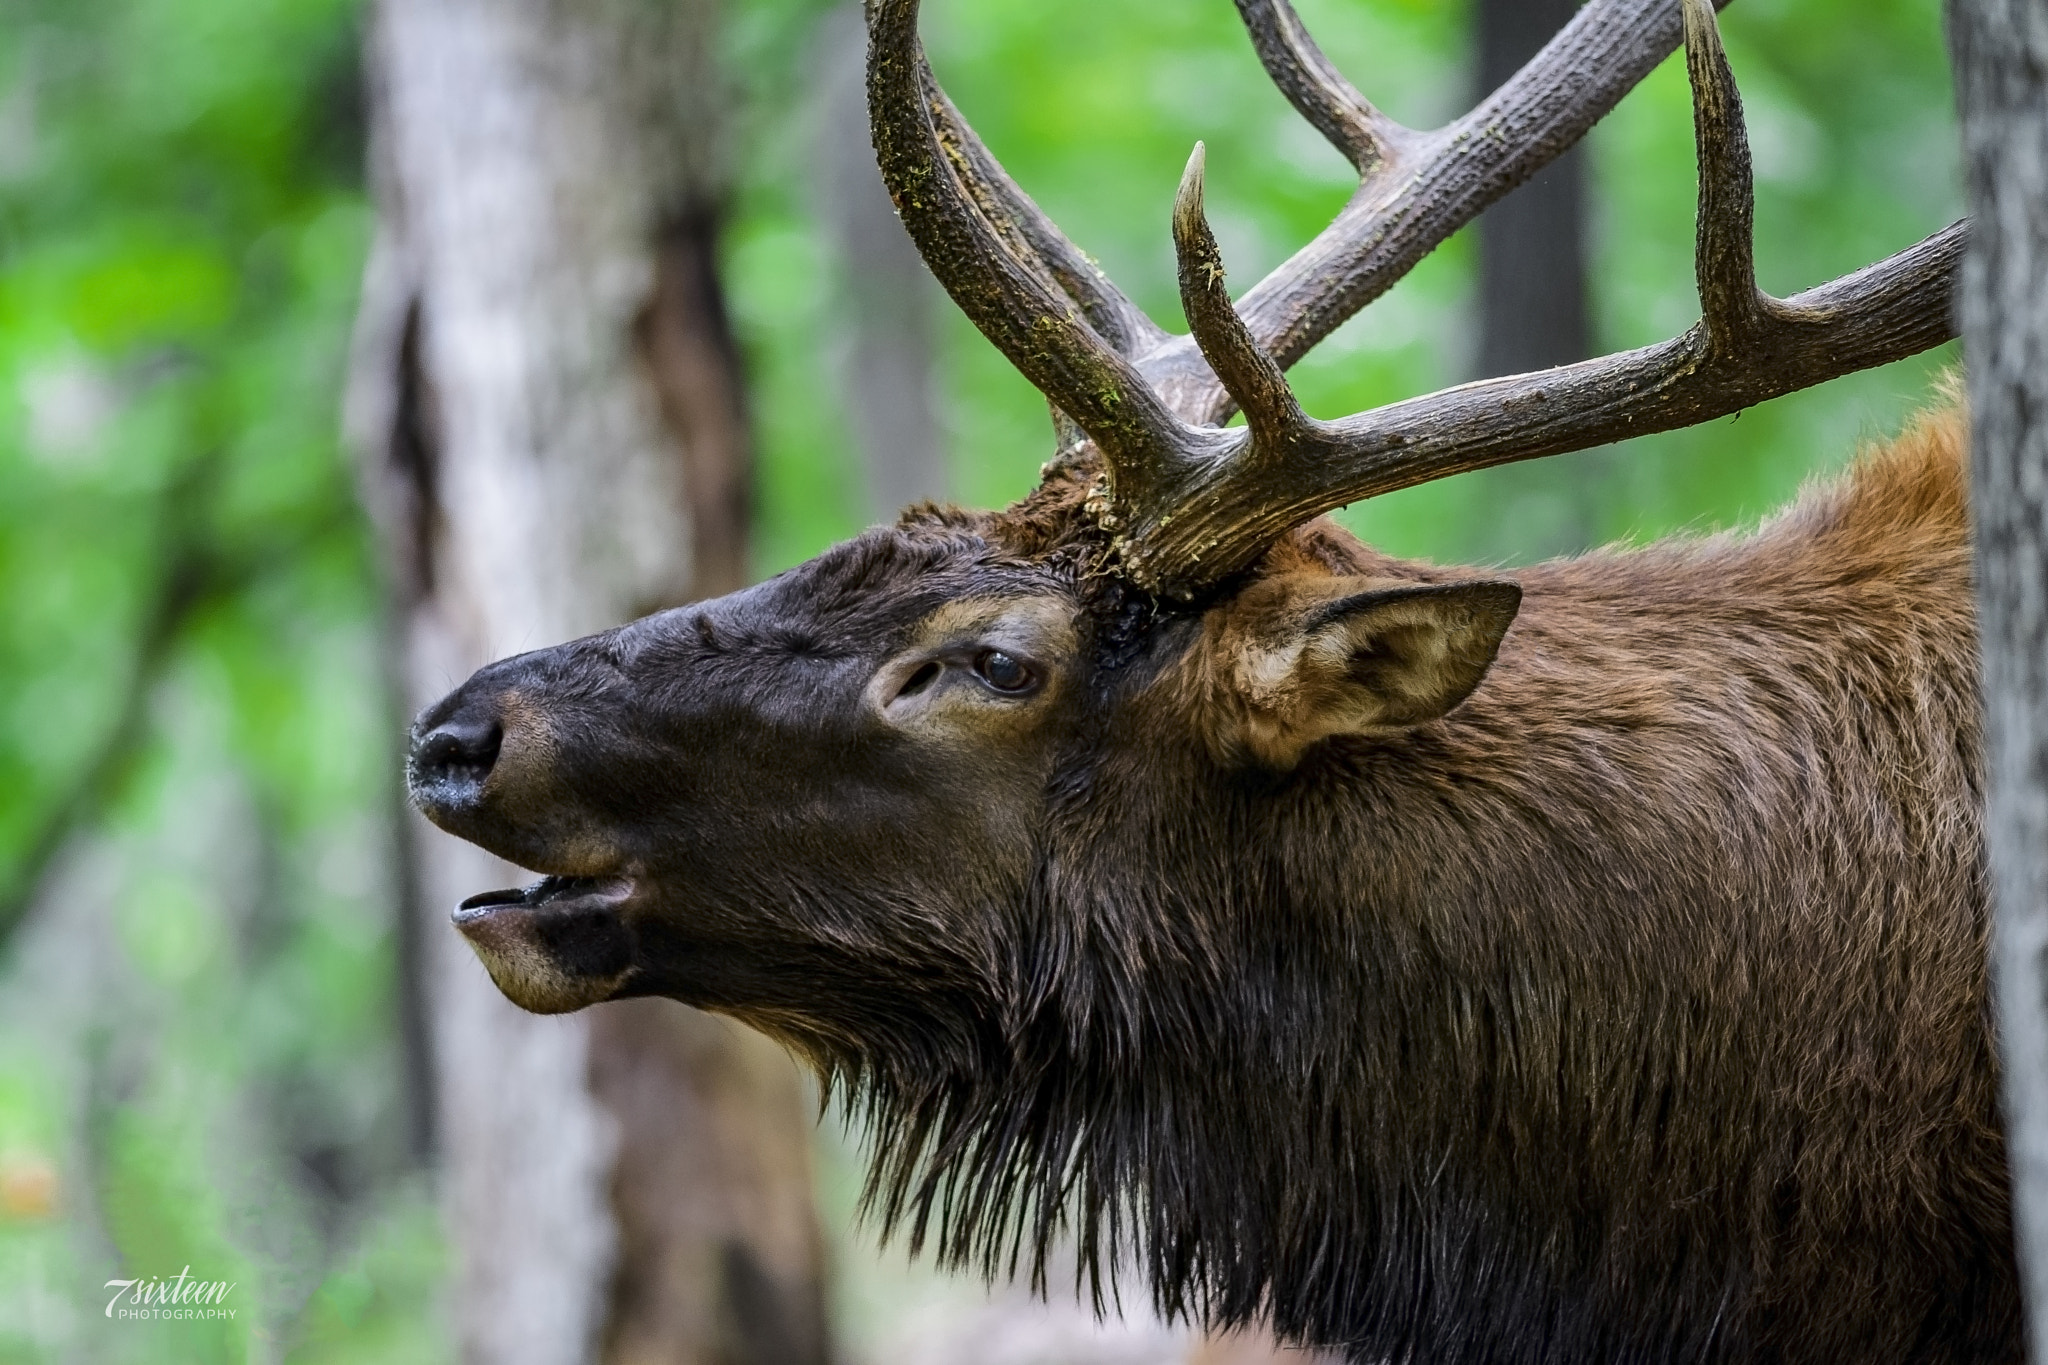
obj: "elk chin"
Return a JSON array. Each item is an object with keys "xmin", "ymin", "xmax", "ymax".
[{"xmin": 453, "ymin": 875, "xmax": 637, "ymax": 1014}]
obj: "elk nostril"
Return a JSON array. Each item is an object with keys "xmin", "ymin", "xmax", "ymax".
[{"xmin": 413, "ymin": 717, "xmax": 503, "ymax": 788}]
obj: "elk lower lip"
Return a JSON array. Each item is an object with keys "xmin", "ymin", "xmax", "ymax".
[{"xmin": 450, "ymin": 874, "xmax": 638, "ymax": 1007}]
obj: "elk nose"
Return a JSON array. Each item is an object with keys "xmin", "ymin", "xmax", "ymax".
[{"xmin": 408, "ymin": 712, "xmax": 503, "ymax": 798}]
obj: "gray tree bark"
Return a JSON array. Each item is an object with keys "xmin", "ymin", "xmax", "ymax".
[
  {"xmin": 1951, "ymin": 0, "xmax": 2048, "ymax": 1356},
  {"xmin": 1475, "ymin": 0, "xmax": 1591, "ymax": 382},
  {"xmin": 1472, "ymin": 0, "xmax": 1598, "ymax": 562},
  {"xmin": 346, "ymin": 2, "xmax": 827, "ymax": 1363}
]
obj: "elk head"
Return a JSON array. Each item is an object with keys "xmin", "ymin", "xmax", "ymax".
[{"xmin": 409, "ymin": 0, "xmax": 1960, "ymax": 1311}]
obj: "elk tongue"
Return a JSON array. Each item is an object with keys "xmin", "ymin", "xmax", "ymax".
[{"xmin": 457, "ymin": 875, "xmax": 606, "ymax": 914}]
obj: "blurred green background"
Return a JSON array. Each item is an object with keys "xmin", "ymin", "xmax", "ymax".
[{"xmin": 0, "ymin": 0, "xmax": 1958, "ymax": 1358}]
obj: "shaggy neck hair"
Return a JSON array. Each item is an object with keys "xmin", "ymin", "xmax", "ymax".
[{"xmin": 810, "ymin": 410, "xmax": 2017, "ymax": 1365}]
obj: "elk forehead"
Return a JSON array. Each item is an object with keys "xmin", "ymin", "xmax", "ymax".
[{"xmin": 910, "ymin": 596, "xmax": 1078, "ymax": 652}]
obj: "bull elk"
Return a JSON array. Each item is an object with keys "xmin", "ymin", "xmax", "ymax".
[{"xmin": 405, "ymin": 0, "xmax": 2002, "ymax": 1359}]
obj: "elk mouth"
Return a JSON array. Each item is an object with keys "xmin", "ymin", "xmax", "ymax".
[
  {"xmin": 456, "ymin": 873, "xmax": 628, "ymax": 917},
  {"xmin": 452, "ymin": 874, "xmax": 639, "ymax": 1013}
]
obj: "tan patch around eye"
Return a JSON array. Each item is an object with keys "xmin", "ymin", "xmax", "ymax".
[{"xmin": 870, "ymin": 595, "xmax": 1079, "ymax": 738}]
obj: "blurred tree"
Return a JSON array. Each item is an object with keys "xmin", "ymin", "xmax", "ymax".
[
  {"xmin": 811, "ymin": 2, "xmax": 945, "ymax": 520},
  {"xmin": 1475, "ymin": 0, "xmax": 1590, "ymax": 382},
  {"xmin": 0, "ymin": 0, "xmax": 449, "ymax": 1359},
  {"xmin": 348, "ymin": 1, "xmax": 826, "ymax": 1363},
  {"xmin": 1952, "ymin": 0, "xmax": 2048, "ymax": 1356},
  {"xmin": 1470, "ymin": 0, "xmax": 1600, "ymax": 558}
]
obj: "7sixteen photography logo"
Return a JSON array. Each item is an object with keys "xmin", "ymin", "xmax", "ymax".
[{"xmin": 104, "ymin": 1267, "xmax": 238, "ymax": 1321}]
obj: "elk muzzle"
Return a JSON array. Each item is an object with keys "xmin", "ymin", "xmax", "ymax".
[
  {"xmin": 409, "ymin": 661, "xmax": 623, "ymax": 871},
  {"xmin": 408, "ymin": 654, "xmax": 645, "ymax": 1013}
]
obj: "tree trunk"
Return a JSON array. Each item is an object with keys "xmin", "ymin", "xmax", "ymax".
[
  {"xmin": 1475, "ymin": 0, "xmax": 1591, "ymax": 381},
  {"xmin": 1952, "ymin": 0, "xmax": 2048, "ymax": 1357},
  {"xmin": 1471, "ymin": 0, "xmax": 1597, "ymax": 561},
  {"xmin": 347, "ymin": 3, "xmax": 827, "ymax": 1363},
  {"xmin": 813, "ymin": 2, "xmax": 946, "ymax": 521}
]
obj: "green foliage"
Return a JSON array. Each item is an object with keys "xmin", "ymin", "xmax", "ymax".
[{"xmin": 0, "ymin": 0, "xmax": 441, "ymax": 1359}]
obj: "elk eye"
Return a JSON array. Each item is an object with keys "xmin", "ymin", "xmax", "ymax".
[{"xmin": 973, "ymin": 649, "xmax": 1035, "ymax": 694}]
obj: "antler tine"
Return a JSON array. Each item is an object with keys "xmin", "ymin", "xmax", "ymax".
[
  {"xmin": 867, "ymin": 0, "xmax": 1959, "ymax": 605},
  {"xmin": 1189, "ymin": 0, "xmax": 1736, "ymax": 406},
  {"xmin": 1114, "ymin": 0, "xmax": 1962, "ymax": 597},
  {"xmin": 1172, "ymin": 143, "xmax": 1307, "ymax": 453},
  {"xmin": 866, "ymin": 0, "xmax": 1201, "ymax": 485},
  {"xmin": 1232, "ymin": 0, "xmax": 1409, "ymax": 175},
  {"xmin": 1685, "ymin": 0, "xmax": 1763, "ymax": 342},
  {"xmin": 922, "ymin": 71, "xmax": 1168, "ymax": 358}
]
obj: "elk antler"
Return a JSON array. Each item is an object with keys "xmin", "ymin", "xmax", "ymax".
[{"xmin": 867, "ymin": 0, "xmax": 1963, "ymax": 600}]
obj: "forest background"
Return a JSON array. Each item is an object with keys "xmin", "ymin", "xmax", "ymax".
[{"xmin": 0, "ymin": 0, "xmax": 1960, "ymax": 1359}]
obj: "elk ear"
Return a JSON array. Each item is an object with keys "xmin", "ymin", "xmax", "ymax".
[{"xmin": 1218, "ymin": 576, "xmax": 1521, "ymax": 767}]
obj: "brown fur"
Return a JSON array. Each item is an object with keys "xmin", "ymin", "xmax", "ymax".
[
  {"xmin": 882, "ymin": 405, "xmax": 2006, "ymax": 1363},
  {"xmin": 1299, "ymin": 405, "xmax": 2005, "ymax": 1356}
]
